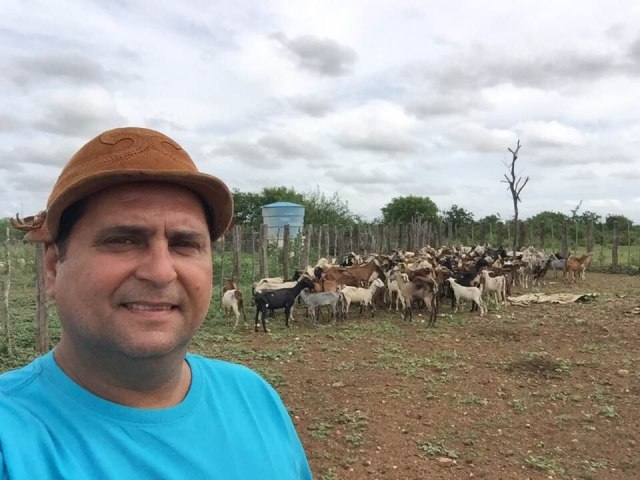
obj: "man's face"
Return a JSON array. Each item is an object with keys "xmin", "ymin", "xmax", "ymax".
[{"xmin": 45, "ymin": 182, "xmax": 213, "ymax": 359}]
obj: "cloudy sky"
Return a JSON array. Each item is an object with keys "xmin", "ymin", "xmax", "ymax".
[{"xmin": 2, "ymin": 0, "xmax": 640, "ymax": 225}]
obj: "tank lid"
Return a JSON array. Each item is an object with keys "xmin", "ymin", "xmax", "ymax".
[{"xmin": 262, "ymin": 202, "xmax": 305, "ymax": 208}]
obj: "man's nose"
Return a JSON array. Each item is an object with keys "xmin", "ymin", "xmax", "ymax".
[{"xmin": 135, "ymin": 242, "xmax": 178, "ymax": 285}]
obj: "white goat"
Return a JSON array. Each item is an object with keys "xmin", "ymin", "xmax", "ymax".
[
  {"xmin": 299, "ymin": 290, "xmax": 341, "ymax": 324},
  {"xmin": 340, "ymin": 278, "xmax": 385, "ymax": 318},
  {"xmin": 221, "ymin": 289, "xmax": 247, "ymax": 329},
  {"xmin": 445, "ymin": 278, "xmax": 487, "ymax": 316},
  {"xmin": 480, "ymin": 270, "xmax": 506, "ymax": 308}
]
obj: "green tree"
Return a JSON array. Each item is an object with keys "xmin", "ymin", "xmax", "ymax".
[
  {"xmin": 440, "ymin": 205, "xmax": 475, "ymax": 229},
  {"xmin": 231, "ymin": 186, "xmax": 361, "ymax": 229},
  {"xmin": 577, "ymin": 210, "xmax": 601, "ymax": 225},
  {"xmin": 231, "ymin": 190, "xmax": 264, "ymax": 228},
  {"xmin": 605, "ymin": 214, "xmax": 633, "ymax": 228},
  {"xmin": 303, "ymin": 188, "xmax": 361, "ymax": 226},
  {"xmin": 261, "ymin": 186, "xmax": 305, "ymax": 206},
  {"xmin": 381, "ymin": 195, "xmax": 439, "ymax": 224}
]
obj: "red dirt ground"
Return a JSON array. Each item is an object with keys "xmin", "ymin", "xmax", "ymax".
[{"xmin": 198, "ymin": 272, "xmax": 640, "ymax": 479}]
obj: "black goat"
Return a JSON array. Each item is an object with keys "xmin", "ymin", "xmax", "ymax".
[{"xmin": 253, "ymin": 276, "xmax": 316, "ymax": 332}]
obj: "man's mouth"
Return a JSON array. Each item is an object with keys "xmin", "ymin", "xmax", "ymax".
[{"xmin": 124, "ymin": 303, "xmax": 176, "ymax": 311}]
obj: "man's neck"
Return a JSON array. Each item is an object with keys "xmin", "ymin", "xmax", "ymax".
[{"xmin": 53, "ymin": 340, "xmax": 192, "ymax": 409}]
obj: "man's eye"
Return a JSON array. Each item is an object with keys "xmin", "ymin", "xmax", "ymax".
[
  {"xmin": 173, "ymin": 242, "xmax": 202, "ymax": 252},
  {"xmin": 105, "ymin": 237, "xmax": 137, "ymax": 246}
]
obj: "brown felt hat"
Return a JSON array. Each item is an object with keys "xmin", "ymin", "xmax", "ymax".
[{"xmin": 12, "ymin": 127, "xmax": 233, "ymax": 243}]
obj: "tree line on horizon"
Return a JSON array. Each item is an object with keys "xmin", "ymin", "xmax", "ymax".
[
  {"xmin": 0, "ymin": 186, "xmax": 636, "ymax": 242},
  {"xmin": 230, "ymin": 186, "xmax": 635, "ymax": 231}
]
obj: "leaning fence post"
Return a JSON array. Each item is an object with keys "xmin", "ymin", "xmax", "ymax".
[
  {"xmin": 3, "ymin": 228, "xmax": 12, "ymax": 355},
  {"xmin": 35, "ymin": 243, "xmax": 49, "ymax": 354}
]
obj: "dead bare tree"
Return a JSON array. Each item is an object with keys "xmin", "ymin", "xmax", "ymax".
[{"xmin": 501, "ymin": 140, "xmax": 528, "ymax": 252}]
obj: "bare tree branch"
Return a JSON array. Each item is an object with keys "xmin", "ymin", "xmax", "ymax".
[{"xmin": 503, "ymin": 140, "xmax": 527, "ymax": 251}]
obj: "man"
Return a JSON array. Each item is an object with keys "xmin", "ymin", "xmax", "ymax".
[{"xmin": 1, "ymin": 127, "xmax": 312, "ymax": 479}]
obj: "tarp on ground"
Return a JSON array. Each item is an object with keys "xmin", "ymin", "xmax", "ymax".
[{"xmin": 507, "ymin": 292, "xmax": 598, "ymax": 307}]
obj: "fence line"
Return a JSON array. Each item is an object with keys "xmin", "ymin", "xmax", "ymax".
[{"xmin": 212, "ymin": 220, "xmax": 639, "ymax": 289}]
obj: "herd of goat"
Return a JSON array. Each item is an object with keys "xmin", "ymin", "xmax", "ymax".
[{"xmin": 220, "ymin": 245, "xmax": 594, "ymax": 332}]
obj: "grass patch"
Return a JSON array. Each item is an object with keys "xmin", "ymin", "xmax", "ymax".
[
  {"xmin": 417, "ymin": 440, "xmax": 458, "ymax": 458},
  {"xmin": 308, "ymin": 419, "xmax": 334, "ymax": 440},
  {"xmin": 524, "ymin": 455, "xmax": 565, "ymax": 475}
]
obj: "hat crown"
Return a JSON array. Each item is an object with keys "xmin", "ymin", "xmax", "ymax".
[{"xmin": 50, "ymin": 127, "xmax": 197, "ymax": 207}]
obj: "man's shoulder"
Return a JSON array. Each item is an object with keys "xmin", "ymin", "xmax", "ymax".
[
  {"xmin": 187, "ymin": 354, "xmax": 263, "ymax": 381},
  {"xmin": 187, "ymin": 354, "xmax": 275, "ymax": 393},
  {"xmin": 0, "ymin": 355, "xmax": 48, "ymax": 397}
]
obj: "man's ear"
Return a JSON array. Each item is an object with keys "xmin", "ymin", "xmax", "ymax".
[{"xmin": 43, "ymin": 244, "xmax": 60, "ymax": 299}]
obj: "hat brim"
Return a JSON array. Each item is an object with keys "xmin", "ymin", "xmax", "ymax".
[{"xmin": 46, "ymin": 170, "xmax": 233, "ymax": 242}]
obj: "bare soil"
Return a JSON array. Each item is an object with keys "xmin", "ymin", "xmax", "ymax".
[{"xmin": 196, "ymin": 272, "xmax": 640, "ymax": 479}]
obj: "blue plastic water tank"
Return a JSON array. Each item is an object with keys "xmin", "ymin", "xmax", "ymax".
[{"xmin": 261, "ymin": 202, "xmax": 305, "ymax": 239}]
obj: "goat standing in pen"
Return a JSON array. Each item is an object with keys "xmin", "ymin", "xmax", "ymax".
[
  {"xmin": 222, "ymin": 289, "xmax": 247, "ymax": 329},
  {"xmin": 445, "ymin": 278, "xmax": 487, "ymax": 316},
  {"xmin": 389, "ymin": 270, "xmax": 439, "ymax": 326},
  {"xmin": 253, "ymin": 276, "xmax": 316, "ymax": 332},
  {"xmin": 339, "ymin": 278, "xmax": 385, "ymax": 319}
]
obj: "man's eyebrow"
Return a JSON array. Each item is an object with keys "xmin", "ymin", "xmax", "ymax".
[
  {"xmin": 169, "ymin": 230, "xmax": 209, "ymax": 243},
  {"xmin": 94, "ymin": 225, "xmax": 151, "ymax": 239}
]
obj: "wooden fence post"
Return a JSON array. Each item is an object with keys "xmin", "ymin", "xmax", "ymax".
[
  {"xmin": 353, "ymin": 224, "xmax": 360, "ymax": 253},
  {"xmin": 3, "ymin": 228, "xmax": 12, "ymax": 355},
  {"xmin": 561, "ymin": 222, "xmax": 569, "ymax": 258},
  {"xmin": 447, "ymin": 222, "xmax": 453, "ymax": 245},
  {"xmin": 251, "ymin": 231, "xmax": 257, "ymax": 282},
  {"xmin": 587, "ymin": 221, "xmax": 594, "ymax": 253},
  {"xmin": 323, "ymin": 224, "xmax": 330, "ymax": 258},
  {"xmin": 539, "ymin": 223, "xmax": 545, "ymax": 251},
  {"xmin": 232, "ymin": 225, "xmax": 241, "ymax": 284},
  {"xmin": 518, "ymin": 222, "xmax": 527, "ymax": 250},
  {"xmin": 497, "ymin": 222, "xmax": 504, "ymax": 249},
  {"xmin": 218, "ymin": 234, "xmax": 226, "ymax": 298},
  {"xmin": 315, "ymin": 225, "xmax": 322, "ymax": 262},
  {"xmin": 612, "ymin": 221, "xmax": 619, "ymax": 271},
  {"xmin": 335, "ymin": 225, "xmax": 343, "ymax": 260},
  {"xmin": 259, "ymin": 224, "xmax": 268, "ymax": 278},
  {"xmin": 35, "ymin": 243, "xmax": 49, "ymax": 354},
  {"xmin": 282, "ymin": 224, "xmax": 290, "ymax": 279},
  {"xmin": 303, "ymin": 224, "xmax": 312, "ymax": 268}
]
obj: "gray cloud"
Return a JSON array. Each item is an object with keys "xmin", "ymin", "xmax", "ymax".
[
  {"xmin": 34, "ymin": 101, "xmax": 126, "ymax": 137},
  {"xmin": 405, "ymin": 92, "xmax": 487, "ymax": 117},
  {"xmin": 401, "ymin": 43, "xmax": 637, "ymax": 97},
  {"xmin": 8, "ymin": 53, "xmax": 110, "ymax": 87},
  {"xmin": 533, "ymin": 151, "xmax": 633, "ymax": 167},
  {"xmin": 288, "ymin": 95, "xmax": 333, "ymax": 117},
  {"xmin": 334, "ymin": 129, "xmax": 420, "ymax": 154},
  {"xmin": 257, "ymin": 133, "xmax": 324, "ymax": 159},
  {"xmin": 212, "ymin": 139, "xmax": 277, "ymax": 168},
  {"xmin": 270, "ymin": 32, "xmax": 357, "ymax": 76},
  {"xmin": 326, "ymin": 167, "xmax": 406, "ymax": 186}
]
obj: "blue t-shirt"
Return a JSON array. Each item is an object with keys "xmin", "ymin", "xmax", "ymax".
[{"xmin": 0, "ymin": 351, "xmax": 311, "ymax": 479}]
